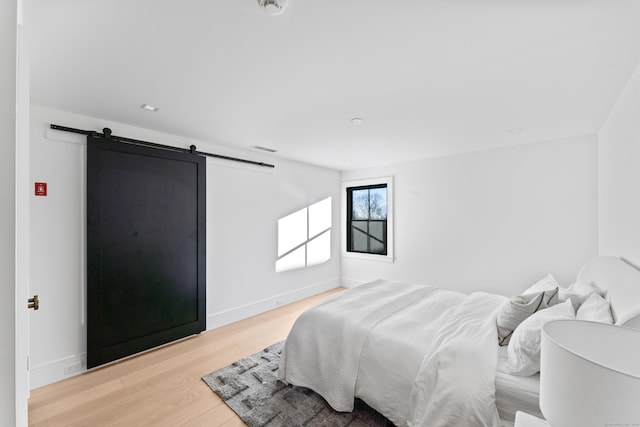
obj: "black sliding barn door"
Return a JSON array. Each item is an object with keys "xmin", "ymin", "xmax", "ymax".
[{"xmin": 87, "ymin": 134, "xmax": 206, "ymax": 368}]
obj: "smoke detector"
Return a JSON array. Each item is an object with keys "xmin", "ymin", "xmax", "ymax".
[{"xmin": 258, "ymin": 0, "xmax": 287, "ymax": 16}]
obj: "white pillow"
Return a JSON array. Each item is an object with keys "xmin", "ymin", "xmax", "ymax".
[
  {"xmin": 560, "ymin": 280, "xmax": 607, "ymax": 312},
  {"xmin": 568, "ymin": 280, "xmax": 607, "ymax": 299},
  {"xmin": 523, "ymin": 280, "xmax": 581, "ymax": 311},
  {"xmin": 522, "ymin": 274, "xmax": 558, "ymax": 295},
  {"xmin": 557, "ymin": 288, "xmax": 583, "ymax": 311},
  {"xmin": 500, "ymin": 299, "xmax": 575, "ymax": 376},
  {"xmin": 496, "ymin": 288, "xmax": 560, "ymax": 346},
  {"xmin": 524, "ymin": 280, "xmax": 581, "ymax": 311},
  {"xmin": 576, "ymin": 293, "xmax": 614, "ymax": 324}
]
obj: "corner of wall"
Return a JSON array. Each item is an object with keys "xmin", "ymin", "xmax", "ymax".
[
  {"xmin": 597, "ymin": 57, "xmax": 640, "ymax": 265},
  {"xmin": 599, "ymin": 59, "xmax": 640, "ymax": 139}
]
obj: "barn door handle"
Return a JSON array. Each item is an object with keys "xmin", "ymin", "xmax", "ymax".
[{"xmin": 28, "ymin": 295, "xmax": 39, "ymax": 310}]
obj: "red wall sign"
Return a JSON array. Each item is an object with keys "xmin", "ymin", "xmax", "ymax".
[{"xmin": 35, "ymin": 182, "xmax": 47, "ymax": 196}]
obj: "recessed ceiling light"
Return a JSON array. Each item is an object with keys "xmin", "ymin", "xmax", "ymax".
[
  {"xmin": 350, "ymin": 118, "xmax": 364, "ymax": 125},
  {"xmin": 140, "ymin": 104, "xmax": 159, "ymax": 112},
  {"xmin": 509, "ymin": 127, "xmax": 523, "ymax": 133}
]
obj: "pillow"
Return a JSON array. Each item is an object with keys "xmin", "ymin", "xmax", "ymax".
[
  {"xmin": 522, "ymin": 274, "xmax": 558, "ymax": 295},
  {"xmin": 497, "ymin": 287, "xmax": 560, "ymax": 346},
  {"xmin": 520, "ymin": 274, "xmax": 585, "ymax": 310},
  {"xmin": 522, "ymin": 275, "xmax": 607, "ymax": 311},
  {"xmin": 556, "ymin": 288, "xmax": 583, "ymax": 311},
  {"xmin": 522, "ymin": 274, "xmax": 583, "ymax": 311},
  {"xmin": 500, "ymin": 299, "xmax": 575, "ymax": 376},
  {"xmin": 559, "ymin": 281, "xmax": 607, "ymax": 311},
  {"xmin": 576, "ymin": 293, "xmax": 614, "ymax": 323},
  {"xmin": 568, "ymin": 280, "xmax": 607, "ymax": 299}
]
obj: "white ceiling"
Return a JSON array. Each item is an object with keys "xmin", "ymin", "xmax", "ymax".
[{"xmin": 27, "ymin": 0, "xmax": 640, "ymax": 171}]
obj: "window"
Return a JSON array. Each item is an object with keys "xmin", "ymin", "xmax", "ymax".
[{"xmin": 342, "ymin": 177, "xmax": 393, "ymax": 261}]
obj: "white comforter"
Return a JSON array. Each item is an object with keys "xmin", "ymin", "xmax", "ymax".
[{"xmin": 278, "ymin": 280, "xmax": 508, "ymax": 427}]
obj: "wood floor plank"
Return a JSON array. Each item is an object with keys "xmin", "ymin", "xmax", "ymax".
[
  {"xmin": 28, "ymin": 379, "xmax": 124, "ymax": 424},
  {"xmin": 28, "ymin": 288, "xmax": 344, "ymax": 426}
]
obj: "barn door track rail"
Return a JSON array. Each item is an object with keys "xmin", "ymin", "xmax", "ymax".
[{"xmin": 50, "ymin": 124, "xmax": 276, "ymax": 169}]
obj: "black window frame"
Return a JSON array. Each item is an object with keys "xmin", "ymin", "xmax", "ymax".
[{"xmin": 346, "ymin": 183, "xmax": 388, "ymax": 256}]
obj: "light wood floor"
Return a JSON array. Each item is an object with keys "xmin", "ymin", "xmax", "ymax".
[{"xmin": 28, "ymin": 288, "xmax": 344, "ymax": 427}]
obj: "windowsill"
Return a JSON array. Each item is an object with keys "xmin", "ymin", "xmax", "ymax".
[{"xmin": 342, "ymin": 251, "xmax": 395, "ymax": 263}]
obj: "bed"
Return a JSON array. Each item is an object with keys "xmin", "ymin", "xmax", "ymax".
[{"xmin": 278, "ymin": 256, "xmax": 640, "ymax": 427}]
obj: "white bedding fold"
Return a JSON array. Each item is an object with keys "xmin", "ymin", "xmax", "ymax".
[
  {"xmin": 408, "ymin": 292, "xmax": 506, "ymax": 427},
  {"xmin": 278, "ymin": 280, "xmax": 438, "ymax": 412},
  {"xmin": 354, "ymin": 287, "xmax": 466, "ymax": 425}
]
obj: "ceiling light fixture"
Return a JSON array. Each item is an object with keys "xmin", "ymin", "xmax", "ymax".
[
  {"xmin": 509, "ymin": 127, "xmax": 523, "ymax": 133},
  {"xmin": 140, "ymin": 104, "xmax": 159, "ymax": 112},
  {"xmin": 350, "ymin": 117, "xmax": 364, "ymax": 125},
  {"xmin": 257, "ymin": 0, "xmax": 287, "ymax": 16}
]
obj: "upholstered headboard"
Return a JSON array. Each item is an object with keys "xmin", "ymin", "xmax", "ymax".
[{"xmin": 576, "ymin": 256, "xmax": 640, "ymax": 329}]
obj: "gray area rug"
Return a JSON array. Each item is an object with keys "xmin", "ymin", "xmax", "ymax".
[{"xmin": 202, "ymin": 341, "xmax": 394, "ymax": 426}]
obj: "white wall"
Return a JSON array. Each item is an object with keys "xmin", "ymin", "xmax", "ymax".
[
  {"xmin": 1, "ymin": 0, "xmax": 17, "ymax": 422},
  {"xmin": 29, "ymin": 105, "xmax": 341, "ymax": 388},
  {"xmin": 342, "ymin": 135, "xmax": 599, "ymax": 296},
  {"xmin": 599, "ymin": 62, "xmax": 640, "ymax": 266}
]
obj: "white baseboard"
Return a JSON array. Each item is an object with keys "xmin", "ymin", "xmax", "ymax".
[
  {"xmin": 206, "ymin": 277, "xmax": 341, "ymax": 330},
  {"xmin": 30, "ymin": 352, "xmax": 86, "ymax": 390},
  {"xmin": 31, "ymin": 278, "xmax": 341, "ymax": 389},
  {"xmin": 341, "ymin": 277, "xmax": 366, "ymax": 288}
]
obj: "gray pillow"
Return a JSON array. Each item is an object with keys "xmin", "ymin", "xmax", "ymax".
[{"xmin": 497, "ymin": 287, "xmax": 559, "ymax": 346}]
